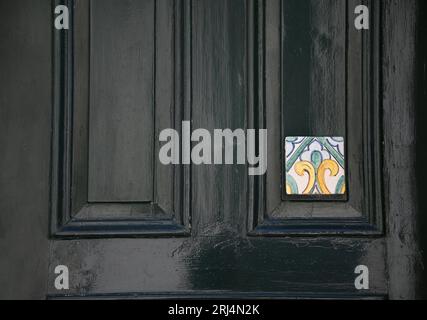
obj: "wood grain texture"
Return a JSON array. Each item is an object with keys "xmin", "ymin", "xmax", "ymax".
[
  {"xmin": 72, "ymin": 0, "xmax": 90, "ymax": 214},
  {"xmin": 0, "ymin": 0, "xmax": 417, "ymax": 299},
  {"xmin": 51, "ymin": 0, "xmax": 190, "ymax": 237},
  {"xmin": 383, "ymin": 0, "xmax": 420, "ymax": 300},
  {"xmin": 282, "ymin": 0, "xmax": 346, "ymax": 137},
  {"xmin": 89, "ymin": 0, "xmax": 155, "ymax": 202},
  {"xmin": 48, "ymin": 0, "xmax": 390, "ymax": 298},
  {"xmin": 257, "ymin": 0, "xmax": 381, "ymax": 230},
  {"xmin": 0, "ymin": 0, "xmax": 51, "ymax": 299},
  {"xmin": 281, "ymin": 0, "xmax": 352, "ymax": 212},
  {"xmin": 191, "ymin": 0, "xmax": 248, "ymax": 235},
  {"xmin": 309, "ymin": 0, "xmax": 346, "ymax": 135},
  {"xmin": 415, "ymin": 0, "xmax": 427, "ymax": 300}
]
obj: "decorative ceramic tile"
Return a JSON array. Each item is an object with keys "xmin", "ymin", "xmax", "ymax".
[{"xmin": 285, "ymin": 137, "xmax": 346, "ymax": 196}]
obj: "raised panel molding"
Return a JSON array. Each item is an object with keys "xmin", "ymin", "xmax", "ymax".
[
  {"xmin": 51, "ymin": 0, "xmax": 192, "ymax": 238},
  {"xmin": 248, "ymin": 0, "xmax": 383, "ymax": 236}
]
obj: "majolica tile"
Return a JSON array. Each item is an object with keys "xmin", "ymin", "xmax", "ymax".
[{"xmin": 285, "ymin": 137, "xmax": 346, "ymax": 196}]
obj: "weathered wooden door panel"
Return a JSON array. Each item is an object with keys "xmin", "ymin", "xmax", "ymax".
[
  {"xmin": 0, "ymin": 0, "xmax": 423, "ymax": 300},
  {"xmin": 46, "ymin": 0, "xmax": 390, "ymax": 299},
  {"xmin": 51, "ymin": 0, "xmax": 190, "ymax": 237},
  {"xmin": 89, "ymin": 0, "xmax": 156, "ymax": 202},
  {"xmin": 250, "ymin": 0, "xmax": 382, "ymax": 235}
]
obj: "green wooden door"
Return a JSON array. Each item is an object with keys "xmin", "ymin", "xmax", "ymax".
[{"xmin": 1, "ymin": 0, "xmax": 421, "ymax": 299}]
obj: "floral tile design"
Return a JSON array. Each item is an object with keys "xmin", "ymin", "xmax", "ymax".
[{"xmin": 285, "ymin": 137, "xmax": 346, "ymax": 196}]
